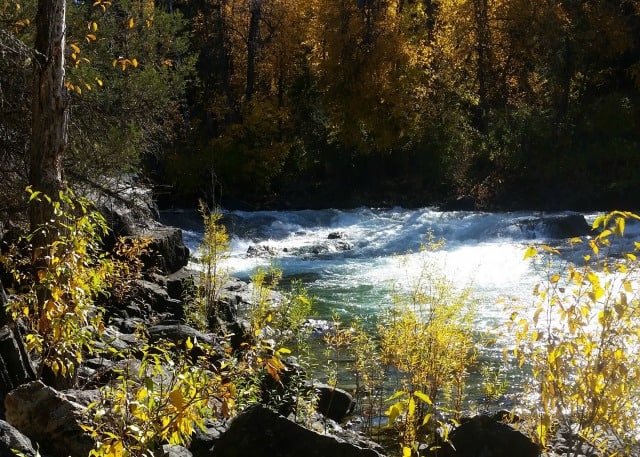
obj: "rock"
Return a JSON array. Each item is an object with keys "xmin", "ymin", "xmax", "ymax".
[
  {"xmin": 328, "ymin": 231, "xmax": 345, "ymax": 239},
  {"xmin": 0, "ymin": 324, "xmax": 36, "ymax": 417},
  {"xmin": 212, "ymin": 404, "xmax": 385, "ymax": 457},
  {"xmin": 189, "ymin": 419, "xmax": 227, "ymax": 457},
  {"xmin": 148, "ymin": 321, "xmax": 215, "ymax": 346},
  {"xmin": 247, "ymin": 245, "xmax": 277, "ymax": 257},
  {"xmin": 155, "ymin": 444, "xmax": 193, "ymax": 457},
  {"xmin": 135, "ymin": 225, "xmax": 190, "ymax": 275},
  {"xmin": 315, "ymin": 383, "xmax": 356, "ymax": 422},
  {"xmin": 4, "ymin": 380, "xmax": 95, "ymax": 457},
  {"xmin": 0, "ymin": 419, "xmax": 37, "ymax": 457},
  {"xmin": 165, "ymin": 268, "xmax": 197, "ymax": 301},
  {"xmin": 132, "ymin": 279, "xmax": 184, "ymax": 318},
  {"xmin": 428, "ymin": 415, "xmax": 539, "ymax": 457},
  {"xmin": 541, "ymin": 214, "xmax": 591, "ymax": 239}
]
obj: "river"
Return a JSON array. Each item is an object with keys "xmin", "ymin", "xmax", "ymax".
[{"xmin": 161, "ymin": 207, "xmax": 640, "ymax": 404}]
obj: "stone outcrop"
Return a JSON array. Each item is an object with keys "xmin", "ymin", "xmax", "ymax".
[
  {"xmin": 212, "ymin": 404, "xmax": 384, "ymax": 457},
  {"xmin": 426, "ymin": 414, "xmax": 539, "ymax": 457},
  {"xmin": 314, "ymin": 383, "xmax": 356, "ymax": 422},
  {"xmin": 4, "ymin": 381, "xmax": 95, "ymax": 457}
]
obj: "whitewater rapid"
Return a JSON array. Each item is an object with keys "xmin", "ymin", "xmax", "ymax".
[{"xmin": 162, "ymin": 207, "xmax": 625, "ymax": 334}]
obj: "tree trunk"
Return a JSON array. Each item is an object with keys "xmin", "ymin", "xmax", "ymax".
[
  {"xmin": 29, "ymin": 0, "xmax": 67, "ymax": 241},
  {"xmin": 246, "ymin": 0, "xmax": 262, "ymax": 102}
]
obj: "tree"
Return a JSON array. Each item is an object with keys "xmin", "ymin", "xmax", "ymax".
[{"xmin": 28, "ymin": 0, "xmax": 67, "ymax": 244}]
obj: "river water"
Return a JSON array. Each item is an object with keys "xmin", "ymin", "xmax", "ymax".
[
  {"xmin": 163, "ymin": 207, "xmax": 602, "ymax": 327},
  {"xmin": 161, "ymin": 207, "xmax": 640, "ymax": 401}
]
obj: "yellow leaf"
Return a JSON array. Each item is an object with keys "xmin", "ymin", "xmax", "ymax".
[
  {"xmin": 413, "ymin": 390, "xmax": 432, "ymax": 405},
  {"xmin": 169, "ymin": 389, "xmax": 185, "ymax": 410},
  {"xmin": 523, "ymin": 246, "xmax": 537, "ymax": 260},
  {"xmin": 550, "ymin": 274, "xmax": 560, "ymax": 283},
  {"xmin": 85, "ymin": 33, "xmax": 97, "ymax": 42},
  {"xmin": 385, "ymin": 403, "xmax": 402, "ymax": 424},
  {"xmin": 70, "ymin": 43, "xmax": 80, "ymax": 54},
  {"xmin": 615, "ymin": 217, "xmax": 625, "ymax": 237},
  {"xmin": 185, "ymin": 336, "xmax": 193, "ymax": 350},
  {"xmin": 536, "ymin": 423, "xmax": 548, "ymax": 447},
  {"xmin": 112, "ymin": 59, "xmax": 118, "ymax": 68},
  {"xmin": 91, "ymin": 21, "xmax": 98, "ymax": 32},
  {"xmin": 96, "ymin": 78, "xmax": 103, "ymax": 87},
  {"xmin": 408, "ymin": 396, "xmax": 416, "ymax": 417},
  {"xmin": 128, "ymin": 17, "xmax": 135, "ymax": 29},
  {"xmin": 402, "ymin": 446, "xmax": 412, "ymax": 457},
  {"xmin": 131, "ymin": 58, "xmax": 138, "ymax": 68}
]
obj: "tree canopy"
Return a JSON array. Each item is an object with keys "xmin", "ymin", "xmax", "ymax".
[{"xmin": 2, "ymin": 0, "xmax": 640, "ymax": 212}]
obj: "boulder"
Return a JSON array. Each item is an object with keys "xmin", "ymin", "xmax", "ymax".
[
  {"xmin": 0, "ymin": 420, "xmax": 37, "ymax": 457},
  {"xmin": 4, "ymin": 380, "xmax": 95, "ymax": 457},
  {"xmin": 188, "ymin": 419, "xmax": 227, "ymax": 457},
  {"xmin": 315, "ymin": 383, "xmax": 356, "ymax": 422},
  {"xmin": 148, "ymin": 321, "xmax": 215, "ymax": 346},
  {"xmin": 165, "ymin": 268, "xmax": 197, "ymax": 302},
  {"xmin": 212, "ymin": 404, "xmax": 385, "ymax": 457},
  {"xmin": 541, "ymin": 214, "xmax": 591, "ymax": 239},
  {"xmin": 155, "ymin": 444, "xmax": 193, "ymax": 457},
  {"xmin": 427, "ymin": 415, "xmax": 539, "ymax": 457},
  {"xmin": 132, "ymin": 279, "xmax": 184, "ymax": 317},
  {"xmin": 135, "ymin": 225, "xmax": 190, "ymax": 274},
  {"xmin": 0, "ymin": 324, "xmax": 36, "ymax": 417}
]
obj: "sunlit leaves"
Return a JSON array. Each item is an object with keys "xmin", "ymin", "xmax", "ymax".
[
  {"xmin": 0, "ymin": 188, "xmax": 110, "ymax": 378},
  {"xmin": 513, "ymin": 210, "xmax": 640, "ymax": 454}
]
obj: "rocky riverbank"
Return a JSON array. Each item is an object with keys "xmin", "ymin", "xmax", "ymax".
[{"xmin": 0, "ymin": 187, "xmax": 600, "ymax": 457}]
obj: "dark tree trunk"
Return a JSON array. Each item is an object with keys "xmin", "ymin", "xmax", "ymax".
[
  {"xmin": 246, "ymin": 0, "xmax": 262, "ymax": 102},
  {"xmin": 473, "ymin": 0, "xmax": 491, "ymax": 134},
  {"xmin": 29, "ymin": 0, "xmax": 67, "ymax": 243}
]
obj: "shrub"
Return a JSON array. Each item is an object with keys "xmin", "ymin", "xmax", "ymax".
[
  {"xmin": 84, "ymin": 338, "xmax": 235, "ymax": 456},
  {"xmin": 186, "ymin": 201, "xmax": 230, "ymax": 331},
  {"xmin": 379, "ymin": 244, "xmax": 477, "ymax": 455},
  {"xmin": 511, "ymin": 211, "xmax": 640, "ymax": 456},
  {"xmin": 0, "ymin": 187, "xmax": 111, "ymax": 381}
]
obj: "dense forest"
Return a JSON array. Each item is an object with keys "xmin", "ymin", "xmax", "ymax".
[{"xmin": 2, "ymin": 0, "xmax": 640, "ymax": 213}]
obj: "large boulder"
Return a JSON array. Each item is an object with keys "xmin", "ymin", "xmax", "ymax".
[
  {"xmin": 135, "ymin": 225, "xmax": 190, "ymax": 274},
  {"xmin": 212, "ymin": 404, "xmax": 385, "ymax": 457},
  {"xmin": 79, "ymin": 175, "xmax": 190, "ymax": 274},
  {"xmin": 427, "ymin": 415, "xmax": 539, "ymax": 457},
  {"xmin": 4, "ymin": 380, "xmax": 95, "ymax": 457}
]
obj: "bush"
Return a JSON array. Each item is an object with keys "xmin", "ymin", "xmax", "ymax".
[{"xmin": 511, "ymin": 211, "xmax": 640, "ymax": 456}]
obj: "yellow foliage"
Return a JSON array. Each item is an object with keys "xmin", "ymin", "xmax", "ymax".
[{"xmin": 511, "ymin": 211, "xmax": 640, "ymax": 455}]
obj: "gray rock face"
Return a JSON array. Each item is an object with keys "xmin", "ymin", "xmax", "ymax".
[
  {"xmin": 314, "ymin": 383, "xmax": 355, "ymax": 422},
  {"xmin": 0, "ymin": 420, "xmax": 37, "ymax": 457},
  {"xmin": 428, "ymin": 414, "xmax": 540, "ymax": 457},
  {"xmin": 212, "ymin": 404, "xmax": 385, "ymax": 457},
  {"xmin": 0, "ymin": 324, "xmax": 36, "ymax": 417},
  {"xmin": 4, "ymin": 381, "xmax": 95, "ymax": 457}
]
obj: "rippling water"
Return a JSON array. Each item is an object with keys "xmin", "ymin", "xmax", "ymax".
[
  {"xmin": 162, "ymin": 207, "xmax": 640, "ymax": 401},
  {"xmin": 162, "ymin": 207, "xmax": 606, "ymax": 328}
]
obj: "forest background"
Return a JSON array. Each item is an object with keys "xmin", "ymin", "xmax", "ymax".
[{"xmin": 2, "ymin": 0, "xmax": 640, "ymax": 214}]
